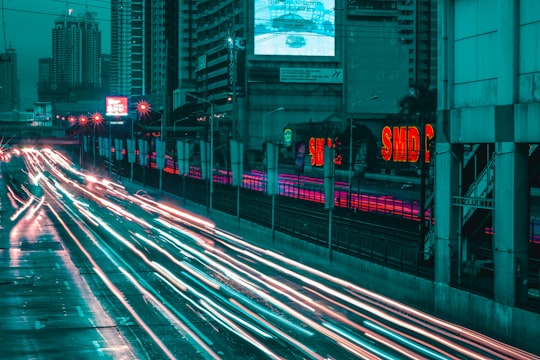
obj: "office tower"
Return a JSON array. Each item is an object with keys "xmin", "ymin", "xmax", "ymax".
[
  {"xmin": 0, "ymin": 47, "xmax": 19, "ymax": 112},
  {"xmin": 52, "ymin": 10, "xmax": 102, "ymax": 100},
  {"xmin": 110, "ymin": 0, "xmax": 144, "ymax": 100}
]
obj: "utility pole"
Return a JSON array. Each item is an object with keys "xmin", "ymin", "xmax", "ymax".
[
  {"xmin": 227, "ymin": 32, "xmax": 239, "ymax": 137},
  {"xmin": 158, "ymin": 40, "xmax": 168, "ymax": 192}
]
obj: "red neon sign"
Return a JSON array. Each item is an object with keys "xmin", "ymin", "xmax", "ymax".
[
  {"xmin": 308, "ymin": 137, "xmax": 342, "ymax": 167},
  {"xmin": 381, "ymin": 124, "xmax": 434, "ymax": 163},
  {"xmin": 106, "ymin": 96, "xmax": 129, "ymax": 116}
]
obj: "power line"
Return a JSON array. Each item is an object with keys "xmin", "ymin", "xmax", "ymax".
[
  {"xmin": 1, "ymin": 0, "xmax": 7, "ymax": 52},
  {"xmin": 2, "ymin": 4, "xmax": 111, "ymax": 23}
]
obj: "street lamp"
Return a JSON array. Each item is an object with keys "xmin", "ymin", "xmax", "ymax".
[
  {"xmin": 78, "ymin": 115, "xmax": 88, "ymax": 165},
  {"xmin": 173, "ymin": 118, "xmax": 190, "ymax": 133},
  {"xmin": 134, "ymin": 101, "xmax": 151, "ymax": 182},
  {"xmin": 108, "ymin": 120, "xmax": 113, "ymax": 175},
  {"xmin": 186, "ymin": 93, "xmax": 214, "ymax": 212},
  {"xmin": 262, "ymin": 107, "xmax": 285, "ymax": 141},
  {"xmin": 91, "ymin": 112, "xmax": 103, "ymax": 167},
  {"xmin": 348, "ymin": 95, "xmax": 378, "ymax": 208},
  {"xmin": 142, "ymin": 116, "xmax": 166, "ymax": 189}
]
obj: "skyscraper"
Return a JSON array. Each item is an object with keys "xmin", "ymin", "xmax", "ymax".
[
  {"xmin": 0, "ymin": 47, "xmax": 19, "ymax": 112},
  {"xmin": 52, "ymin": 10, "xmax": 102, "ymax": 100},
  {"xmin": 145, "ymin": 0, "xmax": 182, "ymax": 121},
  {"xmin": 110, "ymin": 0, "xmax": 144, "ymax": 101}
]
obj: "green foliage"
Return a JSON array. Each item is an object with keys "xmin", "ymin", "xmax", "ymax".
[{"xmin": 398, "ymin": 83, "xmax": 437, "ymax": 122}]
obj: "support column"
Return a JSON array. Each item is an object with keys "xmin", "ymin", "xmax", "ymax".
[
  {"xmin": 493, "ymin": 142, "xmax": 529, "ymax": 306},
  {"xmin": 434, "ymin": 141, "xmax": 461, "ymax": 285}
]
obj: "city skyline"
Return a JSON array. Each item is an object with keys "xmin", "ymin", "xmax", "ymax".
[{"xmin": 0, "ymin": 0, "xmax": 110, "ymax": 109}]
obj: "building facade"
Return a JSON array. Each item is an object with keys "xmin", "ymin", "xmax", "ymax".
[
  {"xmin": 110, "ymin": 0, "xmax": 144, "ymax": 100},
  {"xmin": 433, "ymin": 0, "xmax": 540, "ymax": 349},
  {"xmin": 51, "ymin": 11, "xmax": 102, "ymax": 100},
  {"xmin": 0, "ymin": 48, "xmax": 19, "ymax": 112},
  {"xmin": 178, "ymin": 0, "xmax": 438, "ymax": 154},
  {"xmin": 106, "ymin": 0, "xmax": 437, "ymax": 157}
]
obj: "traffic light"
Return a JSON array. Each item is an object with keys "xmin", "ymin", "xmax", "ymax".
[
  {"xmin": 136, "ymin": 100, "xmax": 151, "ymax": 116},
  {"xmin": 92, "ymin": 112, "xmax": 103, "ymax": 124}
]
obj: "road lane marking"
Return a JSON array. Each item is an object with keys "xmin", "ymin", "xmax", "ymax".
[{"xmin": 92, "ymin": 340, "xmax": 105, "ymax": 357}]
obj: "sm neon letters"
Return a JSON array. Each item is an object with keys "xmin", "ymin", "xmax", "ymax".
[{"xmin": 381, "ymin": 124, "xmax": 434, "ymax": 163}]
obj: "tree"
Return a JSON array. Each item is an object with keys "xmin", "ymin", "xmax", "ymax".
[{"xmin": 398, "ymin": 83, "xmax": 437, "ymax": 122}]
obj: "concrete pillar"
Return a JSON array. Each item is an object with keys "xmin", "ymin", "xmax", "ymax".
[
  {"xmin": 434, "ymin": 140, "xmax": 461, "ymax": 285},
  {"xmin": 493, "ymin": 142, "xmax": 529, "ymax": 306},
  {"xmin": 496, "ymin": 0, "xmax": 518, "ymax": 105}
]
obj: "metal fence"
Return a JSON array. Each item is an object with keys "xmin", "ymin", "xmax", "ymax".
[{"xmin": 89, "ymin": 153, "xmax": 540, "ymax": 313}]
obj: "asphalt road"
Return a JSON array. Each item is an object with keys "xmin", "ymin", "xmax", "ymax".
[{"xmin": 1, "ymin": 148, "xmax": 538, "ymax": 359}]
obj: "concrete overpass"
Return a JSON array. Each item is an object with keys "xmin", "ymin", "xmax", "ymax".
[{"xmin": 0, "ymin": 124, "xmax": 78, "ymax": 146}]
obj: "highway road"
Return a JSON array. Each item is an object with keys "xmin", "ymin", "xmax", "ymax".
[{"xmin": 0, "ymin": 148, "xmax": 538, "ymax": 359}]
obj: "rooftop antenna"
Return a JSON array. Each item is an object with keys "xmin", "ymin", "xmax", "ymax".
[
  {"xmin": 1, "ymin": 0, "xmax": 7, "ymax": 52},
  {"xmin": 65, "ymin": 0, "xmax": 72, "ymax": 16}
]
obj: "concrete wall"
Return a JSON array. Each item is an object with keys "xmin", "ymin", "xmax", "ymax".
[{"xmin": 207, "ymin": 205, "xmax": 540, "ymax": 354}]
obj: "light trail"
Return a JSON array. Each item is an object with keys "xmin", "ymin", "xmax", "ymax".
[
  {"xmin": 14, "ymin": 148, "xmax": 539, "ymax": 360},
  {"xmin": 45, "ymin": 203, "xmax": 177, "ymax": 360}
]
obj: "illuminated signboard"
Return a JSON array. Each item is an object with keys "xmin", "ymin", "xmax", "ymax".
[
  {"xmin": 280, "ymin": 67, "xmax": 343, "ymax": 83},
  {"xmin": 254, "ymin": 0, "xmax": 335, "ymax": 57},
  {"xmin": 308, "ymin": 137, "xmax": 342, "ymax": 166},
  {"xmin": 105, "ymin": 96, "xmax": 128, "ymax": 117},
  {"xmin": 283, "ymin": 128, "xmax": 293, "ymax": 147},
  {"xmin": 381, "ymin": 124, "xmax": 435, "ymax": 163}
]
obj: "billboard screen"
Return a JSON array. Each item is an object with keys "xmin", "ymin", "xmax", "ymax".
[
  {"xmin": 254, "ymin": 0, "xmax": 335, "ymax": 57},
  {"xmin": 105, "ymin": 96, "xmax": 129, "ymax": 117}
]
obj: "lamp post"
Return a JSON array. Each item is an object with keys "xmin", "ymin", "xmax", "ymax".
[
  {"xmin": 91, "ymin": 113, "xmax": 102, "ymax": 167},
  {"xmin": 186, "ymin": 93, "xmax": 214, "ymax": 212},
  {"xmin": 173, "ymin": 118, "xmax": 187, "ymax": 133},
  {"xmin": 262, "ymin": 107, "xmax": 285, "ymax": 141},
  {"xmin": 128, "ymin": 116, "xmax": 134, "ymax": 182},
  {"xmin": 262, "ymin": 108, "xmax": 285, "ymax": 242},
  {"xmin": 348, "ymin": 95, "xmax": 378, "ymax": 208},
  {"xmin": 108, "ymin": 120, "xmax": 112, "ymax": 175},
  {"xmin": 146, "ymin": 117, "xmax": 165, "ymax": 190}
]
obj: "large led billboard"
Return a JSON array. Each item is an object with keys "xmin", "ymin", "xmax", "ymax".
[
  {"xmin": 105, "ymin": 96, "xmax": 129, "ymax": 117},
  {"xmin": 254, "ymin": 0, "xmax": 335, "ymax": 57}
]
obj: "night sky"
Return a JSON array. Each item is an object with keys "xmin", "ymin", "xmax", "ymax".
[{"xmin": 1, "ymin": 0, "xmax": 110, "ymax": 109}]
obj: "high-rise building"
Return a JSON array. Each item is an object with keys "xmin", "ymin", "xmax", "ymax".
[
  {"xmin": 110, "ymin": 0, "xmax": 436, "ymax": 151},
  {"xmin": 100, "ymin": 54, "xmax": 111, "ymax": 95},
  {"xmin": 0, "ymin": 47, "xmax": 19, "ymax": 112},
  {"xmin": 348, "ymin": 0, "xmax": 437, "ymax": 89},
  {"xmin": 194, "ymin": 0, "xmax": 246, "ymax": 134},
  {"xmin": 37, "ymin": 58, "xmax": 56, "ymax": 102},
  {"xmin": 110, "ymin": 0, "xmax": 197, "ymax": 123},
  {"xmin": 414, "ymin": 0, "xmax": 437, "ymax": 88},
  {"xmin": 144, "ymin": 0, "xmax": 182, "ymax": 121},
  {"xmin": 110, "ymin": 0, "xmax": 144, "ymax": 102},
  {"xmin": 52, "ymin": 10, "xmax": 102, "ymax": 100}
]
